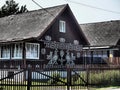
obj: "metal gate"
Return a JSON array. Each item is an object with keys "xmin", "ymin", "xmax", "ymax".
[
  {"xmin": 0, "ymin": 66, "xmax": 89, "ymax": 90},
  {"xmin": 1, "ymin": 65, "xmax": 120, "ymax": 90}
]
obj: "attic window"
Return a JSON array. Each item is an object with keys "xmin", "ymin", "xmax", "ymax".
[{"xmin": 59, "ymin": 20, "xmax": 66, "ymax": 33}]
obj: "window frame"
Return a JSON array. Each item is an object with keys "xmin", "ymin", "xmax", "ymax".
[
  {"xmin": 11, "ymin": 43, "xmax": 23, "ymax": 59},
  {"xmin": 59, "ymin": 20, "xmax": 66, "ymax": 33},
  {"xmin": 25, "ymin": 43, "xmax": 40, "ymax": 59},
  {"xmin": 0, "ymin": 45, "xmax": 10, "ymax": 59}
]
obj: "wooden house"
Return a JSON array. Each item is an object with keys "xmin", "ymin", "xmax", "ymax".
[
  {"xmin": 0, "ymin": 4, "xmax": 120, "ymax": 72},
  {"xmin": 0, "ymin": 4, "xmax": 120, "ymax": 81},
  {"xmin": 0, "ymin": 4, "xmax": 89, "ymax": 70},
  {"xmin": 80, "ymin": 20, "xmax": 120, "ymax": 65}
]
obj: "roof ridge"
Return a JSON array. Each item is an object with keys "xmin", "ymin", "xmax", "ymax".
[
  {"xmin": 80, "ymin": 19, "xmax": 120, "ymax": 46},
  {"xmin": 0, "ymin": 4, "xmax": 68, "ymax": 19},
  {"xmin": 80, "ymin": 20, "xmax": 120, "ymax": 25},
  {"xmin": 0, "ymin": 4, "xmax": 68, "ymax": 43}
]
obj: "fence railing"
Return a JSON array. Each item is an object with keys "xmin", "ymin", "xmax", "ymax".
[{"xmin": 0, "ymin": 65, "xmax": 120, "ymax": 90}]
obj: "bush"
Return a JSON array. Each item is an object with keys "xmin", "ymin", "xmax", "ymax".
[
  {"xmin": 74, "ymin": 70, "xmax": 120, "ymax": 87},
  {"xmin": 89, "ymin": 70, "xmax": 120, "ymax": 86}
]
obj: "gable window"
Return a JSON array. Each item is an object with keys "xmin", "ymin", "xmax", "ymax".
[
  {"xmin": 12, "ymin": 43, "xmax": 22, "ymax": 59},
  {"xmin": 0, "ymin": 45, "xmax": 10, "ymax": 59},
  {"xmin": 59, "ymin": 20, "xmax": 66, "ymax": 33},
  {"xmin": 26, "ymin": 43, "xmax": 40, "ymax": 59}
]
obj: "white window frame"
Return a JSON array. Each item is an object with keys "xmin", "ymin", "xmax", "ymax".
[
  {"xmin": 59, "ymin": 20, "xmax": 66, "ymax": 33},
  {"xmin": 12, "ymin": 43, "xmax": 23, "ymax": 59},
  {"xmin": 26, "ymin": 43, "xmax": 40, "ymax": 59},
  {"xmin": 0, "ymin": 45, "xmax": 10, "ymax": 59}
]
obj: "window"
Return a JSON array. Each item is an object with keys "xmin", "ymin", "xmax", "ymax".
[
  {"xmin": 85, "ymin": 51, "xmax": 91, "ymax": 64},
  {"xmin": 0, "ymin": 45, "xmax": 10, "ymax": 59},
  {"xmin": 93, "ymin": 51, "xmax": 108, "ymax": 64},
  {"xmin": 93, "ymin": 51, "xmax": 101, "ymax": 63},
  {"xmin": 74, "ymin": 40, "xmax": 79, "ymax": 45},
  {"xmin": 59, "ymin": 20, "xmax": 66, "ymax": 33},
  {"xmin": 102, "ymin": 51, "xmax": 108, "ymax": 58},
  {"xmin": 26, "ymin": 43, "xmax": 40, "ymax": 59},
  {"xmin": 12, "ymin": 43, "xmax": 22, "ymax": 59}
]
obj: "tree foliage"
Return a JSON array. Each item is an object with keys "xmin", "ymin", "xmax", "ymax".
[{"xmin": 0, "ymin": 0, "xmax": 28, "ymax": 18}]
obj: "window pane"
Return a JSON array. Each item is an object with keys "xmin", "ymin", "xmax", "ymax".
[
  {"xmin": 12, "ymin": 43, "xmax": 22, "ymax": 59},
  {"xmin": 26, "ymin": 43, "xmax": 40, "ymax": 59},
  {"xmin": 1, "ymin": 45, "xmax": 10, "ymax": 59},
  {"xmin": 103, "ymin": 51, "xmax": 108, "ymax": 57},
  {"xmin": 59, "ymin": 20, "xmax": 66, "ymax": 33},
  {"xmin": 93, "ymin": 51, "xmax": 98, "ymax": 63}
]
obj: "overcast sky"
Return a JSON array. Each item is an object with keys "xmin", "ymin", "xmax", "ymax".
[{"xmin": 0, "ymin": 0, "xmax": 120, "ymax": 24}]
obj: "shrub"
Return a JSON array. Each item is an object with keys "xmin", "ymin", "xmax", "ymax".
[
  {"xmin": 90, "ymin": 70, "xmax": 120, "ymax": 86},
  {"xmin": 74, "ymin": 70, "xmax": 120, "ymax": 87}
]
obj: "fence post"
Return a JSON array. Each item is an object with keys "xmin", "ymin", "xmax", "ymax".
[
  {"xmin": 27, "ymin": 68, "xmax": 32, "ymax": 90},
  {"xmin": 67, "ymin": 68, "xmax": 71, "ymax": 90},
  {"xmin": 86, "ymin": 67, "xmax": 90, "ymax": 90}
]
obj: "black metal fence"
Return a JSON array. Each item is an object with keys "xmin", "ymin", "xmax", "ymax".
[
  {"xmin": 0, "ymin": 65, "xmax": 120, "ymax": 90},
  {"xmin": 0, "ymin": 45, "xmax": 120, "ymax": 90}
]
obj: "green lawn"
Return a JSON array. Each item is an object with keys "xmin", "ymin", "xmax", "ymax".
[
  {"xmin": 1, "ymin": 86, "xmax": 120, "ymax": 90},
  {"xmin": 98, "ymin": 87, "xmax": 120, "ymax": 90},
  {"xmin": 91, "ymin": 86, "xmax": 120, "ymax": 90}
]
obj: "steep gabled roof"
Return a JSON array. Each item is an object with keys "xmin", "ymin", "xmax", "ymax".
[
  {"xmin": 0, "ymin": 4, "xmax": 67, "ymax": 42},
  {"xmin": 80, "ymin": 20, "xmax": 120, "ymax": 46}
]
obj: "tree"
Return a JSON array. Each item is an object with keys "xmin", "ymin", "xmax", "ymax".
[{"xmin": 0, "ymin": 0, "xmax": 28, "ymax": 18}]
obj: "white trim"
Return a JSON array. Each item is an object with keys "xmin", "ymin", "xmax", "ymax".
[
  {"xmin": 83, "ymin": 46, "xmax": 110, "ymax": 50},
  {"xmin": 26, "ymin": 43, "xmax": 40, "ymax": 59},
  {"xmin": 0, "ymin": 57, "xmax": 10, "ymax": 59}
]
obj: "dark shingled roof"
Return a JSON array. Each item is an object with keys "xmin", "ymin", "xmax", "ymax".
[
  {"xmin": 0, "ymin": 4, "xmax": 67, "ymax": 42},
  {"xmin": 80, "ymin": 20, "xmax": 120, "ymax": 46}
]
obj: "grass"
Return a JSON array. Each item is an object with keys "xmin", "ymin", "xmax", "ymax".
[
  {"xmin": 89, "ymin": 70, "xmax": 120, "ymax": 87},
  {"xmin": 0, "ymin": 87, "xmax": 120, "ymax": 90},
  {"xmin": 96, "ymin": 86, "xmax": 120, "ymax": 90},
  {"xmin": 72, "ymin": 70, "xmax": 120, "ymax": 87}
]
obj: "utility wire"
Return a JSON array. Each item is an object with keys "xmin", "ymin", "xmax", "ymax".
[
  {"xmin": 32, "ymin": 0, "xmax": 55, "ymax": 17},
  {"xmin": 65, "ymin": 0, "xmax": 120, "ymax": 14}
]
